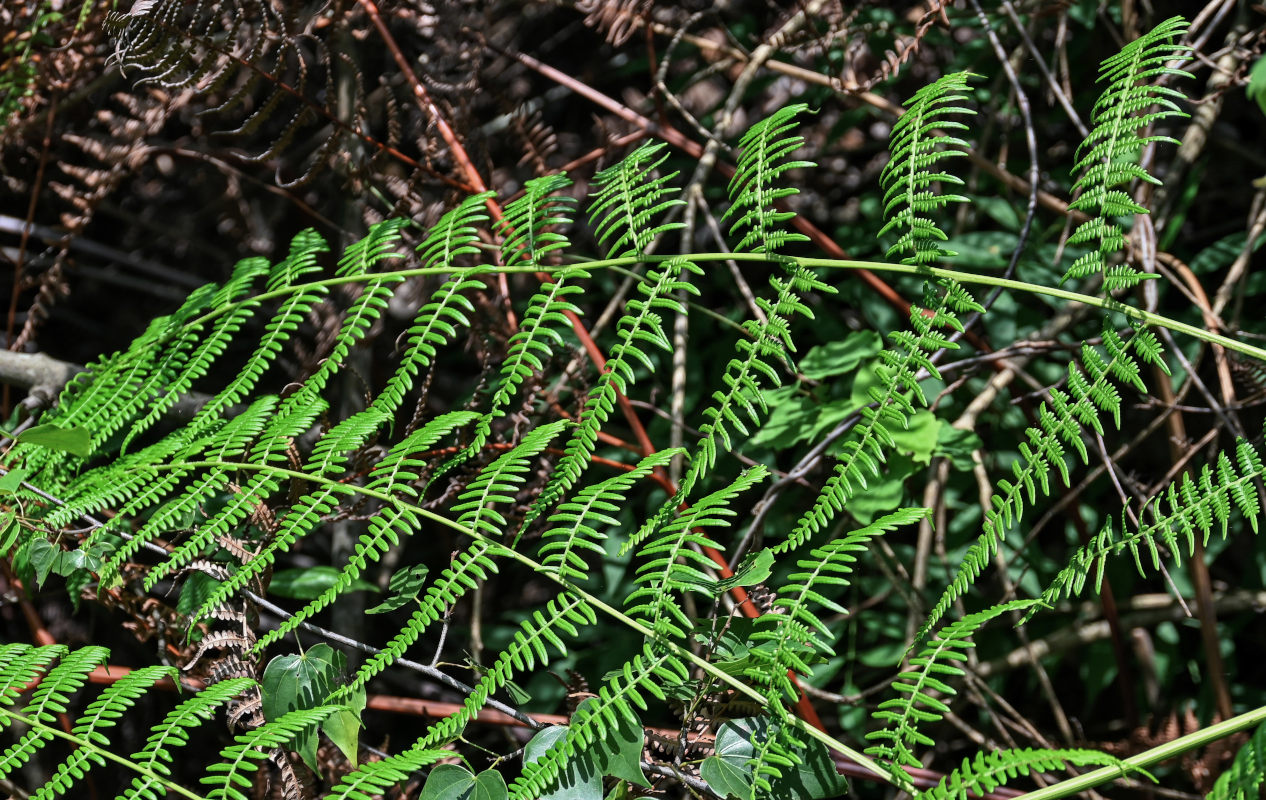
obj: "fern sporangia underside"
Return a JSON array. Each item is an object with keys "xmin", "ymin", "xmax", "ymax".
[{"xmin": 5, "ymin": 13, "xmax": 1266, "ymax": 800}]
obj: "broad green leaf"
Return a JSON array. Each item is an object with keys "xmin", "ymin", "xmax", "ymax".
[
  {"xmin": 703, "ymin": 717, "xmax": 847, "ymax": 800},
  {"xmin": 323, "ymin": 682, "xmax": 367, "ymax": 763},
  {"xmin": 421, "ymin": 765, "xmax": 509, "ymax": 800},
  {"xmin": 524, "ymin": 726, "xmax": 603, "ymax": 800},
  {"xmin": 261, "ymin": 643, "xmax": 352, "ymax": 770},
  {"xmin": 0, "ymin": 513, "xmax": 18, "ymax": 556},
  {"xmin": 0, "ymin": 467, "xmax": 29, "ymax": 494},
  {"xmin": 270, "ymin": 566, "xmax": 376, "ymax": 600},
  {"xmin": 798, "ymin": 332, "xmax": 882, "ymax": 380},
  {"xmin": 28, "ymin": 537, "xmax": 59, "ymax": 586},
  {"xmin": 886, "ymin": 410, "xmax": 941, "ymax": 465},
  {"xmin": 366, "ymin": 563, "xmax": 430, "ymax": 613},
  {"xmin": 575, "ymin": 698, "xmax": 649, "ymax": 788},
  {"xmin": 1248, "ymin": 55, "xmax": 1266, "ymax": 116},
  {"xmin": 700, "ymin": 753, "xmax": 753, "ymax": 800},
  {"xmin": 16, "ymin": 423, "xmax": 92, "ymax": 457}
]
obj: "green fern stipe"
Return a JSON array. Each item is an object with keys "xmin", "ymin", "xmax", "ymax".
[{"xmin": 1063, "ymin": 16, "xmax": 1192, "ymax": 290}]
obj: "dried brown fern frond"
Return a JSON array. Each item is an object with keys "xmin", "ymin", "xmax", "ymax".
[
  {"xmin": 577, "ymin": 0, "xmax": 650, "ymax": 47},
  {"xmin": 107, "ymin": 0, "xmax": 409, "ymax": 189}
]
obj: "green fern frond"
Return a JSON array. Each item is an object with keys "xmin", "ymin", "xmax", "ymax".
[
  {"xmin": 723, "ymin": 103, "xmax": 813, "ymax": 255},
  {"xmin": 528, "ymin": 254, "xmax": 699, "ymax": 529},
  {"xmin": 588, "ymin": 141, "xmax": 685, "ymax": 257},
  {"xmin": 867, "ymin": 600, "xmax": 1038, "ymax": 782},
  {"xmin": 415, "ymin": 593, "xmax": 596, "ymax": 749},
  {"xmin": 119, "ymin": 678, "xmax": 258, "ymax": 800},
  {"xmin": 537, "ymin": 450, "xmax": 678, "ymax": 583},
  {"xmin": 781, "ymin": 76, "xmax": 979, "ymax": 554},
  {"xmin": 300, "ymin": 220, "xmax": 407, "ymax": 396},
  {"xmin": 878, "ymin": 71, "xmax": 978, "ymax": 267},
  {"xmin": 508, "ymin": 643, "xmax": 687, "ymax": 800},
  {"xmin": 326, "ymin": 749, "xmax": 451, "ymax": 800},
  {"xmin": 121, "ymin": 258, "xmax": 270, "ymax": 451},
  {"xmin": 922, "ymin": 319, "xmax": 1166, "ymax": 638},
  {"xmin": 435, "ymin": 179, "xmax": 581, "ymax": 482},
  {"xmin": 201, "ymin": 707, "xmax": 343, "ymax": 800},
  {"xmin": 753, "ymin": 508, "xmax": 931, "ymax": 703},
  {"xmin": 29, "ymin": 664, "xmax": 176, "ymax": 800},
  {"xmin": 916, "ymin": 748, "xmax": 1134, "ymax": 800},
  {"xmin": 625, "ymin": 465, "xmax": 769, "ymax": 641},
  {"xmin": 781, "ymin": 281, "xmax": 980, "ymax": 553},
  {"xmin": 1036, "ymin": 436, "xmax": 1266, "ymax": 614},
  {"xmin": 1208, "ymin": 719, "xmax": 1266, "ymax": 800},
  {"xmin": 339, "ymin": 540, "xmax": 500, "ymax": 691},
  {"xmin": 1062, "ymin": 16, "xmax": 1191, "ymax": 290},
  {"xmin": 499, "ymin": 173, "xmax": 576, "ymax": 267},
  {"xmin": 373, "ymin": 192, "xmax": 493, "ymax": 416},
  {"xmin": 249, "ymin": 411, "xmax": 485, "ymax": 652},
  {"xmin": 0, "ymin": 644, "xmax": 301, "ymax": 800}
]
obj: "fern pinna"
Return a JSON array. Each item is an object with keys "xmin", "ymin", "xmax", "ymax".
[{"xmin": 5, "ymin": 14, "xmax": 1266, "ymax": 800}]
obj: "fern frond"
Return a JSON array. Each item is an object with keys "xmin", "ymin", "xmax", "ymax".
[
  {"xmin": 1208, "ymin": 719, "xmax": 1266, "ymax": 800},
  {"xmin": 300, "ymin": 219, "xmax": 407, "ymax": 396},
  {"xmin": 499, "ymin": 174, "xmax": 576, "ymax": 267},
  {"xmin": 625, "ymin": 465, "xmax": 768, "ymax": 641},
  {"xmin": 781, "ymin": 76, "xmax": 978, "ymax": 554},
  {"xmin": 434, "ymin": 179, "xmax": 581, "ymax": 481},
  {"xmin": 781, "ymin": 281, "xmax": 980, "ymax": 553},
  {"xmin": 753, "ymin": 508, "xmax": 930, "ymax": 701},
  {"xmin": 878, "ymin": 71, "xmax": 977, "ymax": 267},
  {"xmin": 1062, "ymin": 16, "xmax": 1191, "ymax": 290},
  {"xmin": 120, "ymin": 678, "xmax": 258, "ymax": 800},
  {"xmin": 0, "ymin": 644, "xmax": 271, "ymax": 800},
  {"xmin": 917, "ymin": 748, "xmax": 1134, "ymax": 800},
  {"xmin": 1036, "ymin": 436, "xmax": 1266, "ymax": 613},
  {"xmin": 326, "ymin": 749, "xmax": 451, "ymax": 800},
  {"xmin": 537, "ymin": 450, "xmax": 677, "ymax": 583},
  {"xmin": 182, "ymin": 230, "xmax": 330, "ymax": 435},
  {"xmin": 922, "ymin": 320, "xmax": 1166, "ymax": 638},
  {"xmin": 201, "ymin": 706, "xmax": 343, "ymax": 800},
  {"xmin": 588, "ymin": 141, "xmax": 685, "ymax": 257},
  {"xmin": 723, "ymin": 104, "xmax": 813, "ymax": 255},
  {"xmin": 338, "ymin": 540, "xmax": 500, "ymax": 691},
  {"xmin": 372, "ymin": 192, "xmax": 493, "ymax": 416},
  {"xmin": 121, "ymin": 258, "xmax": 270, "ymax": 451},
  {"xmin": 29, "ymin": 665, "xmax": 176, "ymax": 800},
  {"xmin": 508, "ymin": 643, "xmax": 687, "ymax": 800},
  {"xmin": 525, "ymin": 140, "xmax": 694, "ymax": 522},
  {"xmin": 415, "ymin": 593, "xmax": 596, "ymax": 749},
  {"xmin": 867, "ymin": 600, "xmax": 1039, "ymax": 782},
  {"xmin": 248, "ymin": 411, "xmax": 483, "ymax": 651}
]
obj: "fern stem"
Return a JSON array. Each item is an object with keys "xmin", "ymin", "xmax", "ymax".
[
  {"xmin": 165, "ymin": 256, "xmax": 1266, "ymax": 366},
  {"xmin": 1019, "ymin": 703, "xmax": 1266, "ymax": 800}
]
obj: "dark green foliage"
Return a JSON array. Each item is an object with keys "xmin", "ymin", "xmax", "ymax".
[{"xmin": 3, "ymin": 16, "xmax": 1263, "ymax": 799}]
